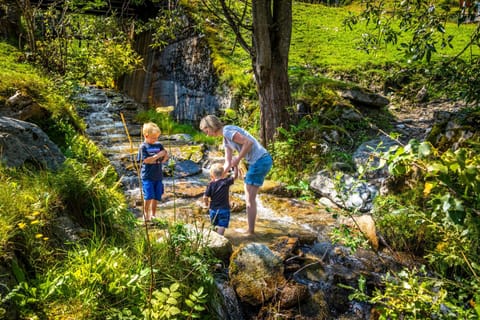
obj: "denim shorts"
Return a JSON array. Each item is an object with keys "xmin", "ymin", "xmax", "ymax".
[
  {"xmin": 244, "ymin": 154, "xmax": 273, "ymax": 187},
  {"xmin": 142, "ymin": 180, "xmax": 164, "ymax": 201},
  {"xmin": 209, "ymin": 208, "xmax": 230, "ymax": 228}
]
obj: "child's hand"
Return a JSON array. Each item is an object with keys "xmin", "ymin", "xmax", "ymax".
[{"xmin": 232, "ymin": 165, "xmax": 239, "ymax": 179}]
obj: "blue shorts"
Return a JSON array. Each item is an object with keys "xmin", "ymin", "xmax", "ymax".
[
  {"xmin": 209, "ymin": 208, "xmax": 230, "ymax": 228},
  {"xmin": 142, "ymin": 180, "xmax": 164, "ymax": 201},
  {"xmin": 244, "ymin": 154, "xmax": 273, "ymax": 187}
]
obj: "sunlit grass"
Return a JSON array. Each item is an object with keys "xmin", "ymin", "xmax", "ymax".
[
  {"xmin": 0, "ymin": 42, "xmax": 50, "ymax": 102},
  {"xmin": 135, "ymin": 109, "xmax": 218, "ymax": 145},
  {"xmin": 202, "ymin": 1, "xmax": 479, "ymax": 86},
  {"xmin": 290, "ymin": 2, "xmax": 479, "ymax": 71}
]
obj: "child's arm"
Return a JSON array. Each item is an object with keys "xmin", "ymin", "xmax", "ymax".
[
  {"xmin": 233, "ymin": 166, "xmax": 239, "ymax": 180},
  {"xmin": 203, "ymin": 194, "xmax": 210, "ymax": 207},
  {"xmin": 159, "ymin": 149, "xmax": 169, "ymax": 163},
  {"xmin": 143, "ymin": 149, "xmax": 167, "ymax": 164},
  {"xmin": 203, "ymin": 194, "xmax": 210, "ymax": 208}
]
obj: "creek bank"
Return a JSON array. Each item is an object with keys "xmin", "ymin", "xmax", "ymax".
[
  {"xmin": 2, "ymin": 85, "xmax": 462, "ymax": 319},
  {"xmin": 76, "ymin": 87, "xmax": 424, "ymax": 319}
]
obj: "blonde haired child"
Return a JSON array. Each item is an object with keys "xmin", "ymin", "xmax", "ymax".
[
  {"xmin": 203, "ymin": 162, "xmax": 238, "ymax": 235},
  {"xmin": 137, "ymin": 122, "xmax": 169, "ymax": 222}
]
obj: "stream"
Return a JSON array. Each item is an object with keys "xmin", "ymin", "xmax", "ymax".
[{"xmin": 75, "ymin": 86, "xmax": 415, "ymax": 319}]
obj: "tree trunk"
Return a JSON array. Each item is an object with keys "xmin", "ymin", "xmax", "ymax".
[{"xmin": 252, "ymin": 0, "xmax": 292, "ymax": 147}]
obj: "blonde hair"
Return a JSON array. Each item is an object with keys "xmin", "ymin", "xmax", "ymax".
[
  {"xmin": 200, "ymin": 115, "xmax": 223, "ymax": 132},
  {"xmin": 142, "ymin": 122, "xmax": 161, "ymax": 136},
  {"xmin": 210, "ymin": 162, "xmax": 224, "ymax": 178}
]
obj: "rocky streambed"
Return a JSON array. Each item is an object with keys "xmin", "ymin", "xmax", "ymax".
[{"xmin": 76, "ymin": 87, "xmax": 420, "ymax": 320}]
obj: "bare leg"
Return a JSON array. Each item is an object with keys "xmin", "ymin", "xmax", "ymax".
[
  {"xmin": 216, "ymin": 226, "xmax": 226, "ymax": 235},
  {"xmin": 245, "ymin": 183, "xmax": 259, "ymax": 235},
  {"xmin": 144, "ymin": 199, "xmax": 153, "ymax": 221},
  {"xmin": 151, "ymin": 199, "xmax": 158, "ymax": 219}
]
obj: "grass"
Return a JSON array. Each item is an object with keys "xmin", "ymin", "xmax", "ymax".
[
  {"xmin": 292, "ymin": 2, "xmax": 479, "ymax": 70},
  {"xmin": 202, "ymin": 1, "xmax": 479, "ymax": 91},
  {"xmin": 135, "ymin": 109, "xmax": 218, "ymax": 145},
  {"xmin": 0, "ymin": 42, "xmax": 51, "ymax": 103}
]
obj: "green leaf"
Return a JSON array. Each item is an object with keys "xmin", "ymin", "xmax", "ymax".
[
  {"xmin": 427, "ymin": 163, "xmax": 448, "ymax": 174},
  {"xmin": 161, "ymin": 287, "xmax": 170, "ymax": 294},
  {"xmin": 185, "ymin": 299, "xmax": 195, "ymax": 308},
  {"xmin": 194, "ymin": 305, "xmax": 206, "ymax": 311},
  {"xmin": 418, "ymin": 141, "xmax": 431, "ymax": 157},
  {"xmin": 169, "ymin": 306, "xmax": 182, "ymax": 315},
  {"xmin": 448, "ymin": 210, "xmax": 466, "ymax": 225},
  {"xmin": 170, "ymin": 282, "xmax": 180, "ymax": 292}
]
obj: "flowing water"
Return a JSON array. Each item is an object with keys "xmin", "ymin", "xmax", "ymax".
[
  {"xmin": 75, "ymin": 87, "xmax": 337, "ymax": 245},
  {"xmin": 76, "ymin": 87, "xmax": 416, "ymax": 319}
]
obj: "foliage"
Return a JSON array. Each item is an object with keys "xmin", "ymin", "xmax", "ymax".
[
  {"xmin": 1, "ymin": 214, "xmax": 218, "ymax": 319},
  {"xmin": 4, "ymin": 1, "xmax": 480, "ymax": 318},
  {"xmin": 0, "ymin": 42, "xmax": 85, "ymax": 150},
  {"xmin": 269, "ymin": 106, "xmax": 365, "ymax": 190},
  {"xmin": 0, "ymin": 36, "xmax": 219, "ymax": 319},
  {"xmin": 16, "ymin": 2, "xmax": 142, "ymax": 88},
  {"xmin": 141, "ymin": 1, "xmax": 201, "ymax": 50},
  {"xmin": 3, "ymin": 240, "xmax": 148, "ymax": 319},
  {"xmin": 145, "ymin": 283, "xmax": 208, "ymax": 319},
  {"xmin": 330, "ymin": 224, "xmax": 369, "ymax": 251},
  {"xmin": 347, "ymin": 266, "xmax": 478, "ymax": 319},
  {"xmin": 376, "ymin": 138, "xmax": 480, "ymax": 259},
  {"xmin": 135, "ymin": 109, "xmax": 217, "ymax": 144},
  {"xmin": 343, "ymin": 0, "xmax": 480, "ymax": 102},
  {"xmin": 152, "ymin": 222, "xmax": 217, "ymax": 287},
  {"xmin": 366, "ymin": 122, "xmax": 480, "ymax": 317},
  {"xmin": 52, "ymin": 159, "xmax": 135, "ymax": 238}
]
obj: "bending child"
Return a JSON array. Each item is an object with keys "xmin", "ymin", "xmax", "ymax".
[
  {"xmin": 204, "ymin": 162, "xmax": 238, "ymax": 235},
  {"xmin": 137, "ymin": 122, "xmax": 169, "ymax": 223}
]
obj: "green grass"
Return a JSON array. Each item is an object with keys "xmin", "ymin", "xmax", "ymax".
[
  {"xmin": 203, "ymin": 1, "xmax": 479, "ymax": 86},
  {"xmin": 135, "ymin": 109, "xmax": 218, "ymax": 145},
  {"xmin": 0, "ymin": 42, "xmax": 51, "ymax": 103}
]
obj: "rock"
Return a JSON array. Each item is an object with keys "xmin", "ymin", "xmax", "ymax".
[
  {"xmin": 199, "ymin": 228, "xmax": 233, "ymax": 263},
  {"xmin": 164, "ymin": 159, "xmax": 202, "ymax": 177},
  {"xmin": 310, "ymin": 170, "xmax": 377, "ymax": 212},
  {"xmin": 338, "ymin": 214, "xmax": 379, "ymax": 250},
  {"xmin": 415, "ymin": 85, "xmax": 428, "ymax": 102},
  {"xmin": 212, "ymin": 277, "xmax": 245, "ymax": 320},
  {"xmin": 278, "ymin": 281, "xmax": 309, "ymax": 309},
  {"xmin": 3, "ymin": 90, "xmax": 52, "ymax": 122},
  {"xmin": 229, "ymin": 243, "xmax": 286, "ymax": 306},
  {"xmin": 0, "ymin": 116, "xmax": 65, "ymax": 170},
  {"xmin": 338, "ymin": 88, "xmax": 390, "ymax": 108},
  {"xmin": 158, "ymin": 224, "xmax": 233, "ymax": 263},
  {"xmin": 120, "ymin": 34, "xmax": 225, "ymax": 123},
  {"xmin": 269, "ymin": 236, "xmax": 300, "ymax": 260}
]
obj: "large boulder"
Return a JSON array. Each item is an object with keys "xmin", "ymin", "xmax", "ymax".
[
  {"xmin": 2, "ymin": 90, "xmax": 52, "ymax": 122},
  {"xmin": 229, "ymin": 243, "xmax": 286, "ymax": 306},
  {"xmin": 310, "ymin": 170, "xmax": 377, "ymax": 212},
  {"xmin": 0, "ymin": 117, "xmax": 65, "ymax": 170},
  {"xmin": 338, "ymin": 88, "xmax": 390, "ymax": 108}
]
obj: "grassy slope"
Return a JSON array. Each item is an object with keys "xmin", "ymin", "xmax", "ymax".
[
  {"xmin": 292, "ymin": 2, "xmax": 478, "ymax": 70},
  {"xmin": 0, "ymin": 43, "xmax": 49, "ymax": 103},
  {"xmin": 207, "ymin": 1, "xmax": 478, "ymax": 87}
]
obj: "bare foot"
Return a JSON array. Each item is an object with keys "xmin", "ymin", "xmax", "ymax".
[
  {"xmin": 234, "ymin": 228, "xmax": 256, "ymax": 237},
  {"xmin": 234, "ymin": 228, "xmax": 248, "ymax": 234}
]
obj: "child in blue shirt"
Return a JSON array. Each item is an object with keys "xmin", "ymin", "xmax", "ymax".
[{"xmin": 137, "ymin": 122, "xmax": 169, "ymax": 222}]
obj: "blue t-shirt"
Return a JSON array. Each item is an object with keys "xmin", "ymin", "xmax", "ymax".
[
  {"xmin": 222, "ymin": 125, "xmax": 268, "ymax": 164},
  {"xmin": 137, "ymin": 142, "xmax": 165, "ymax": 181}
]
